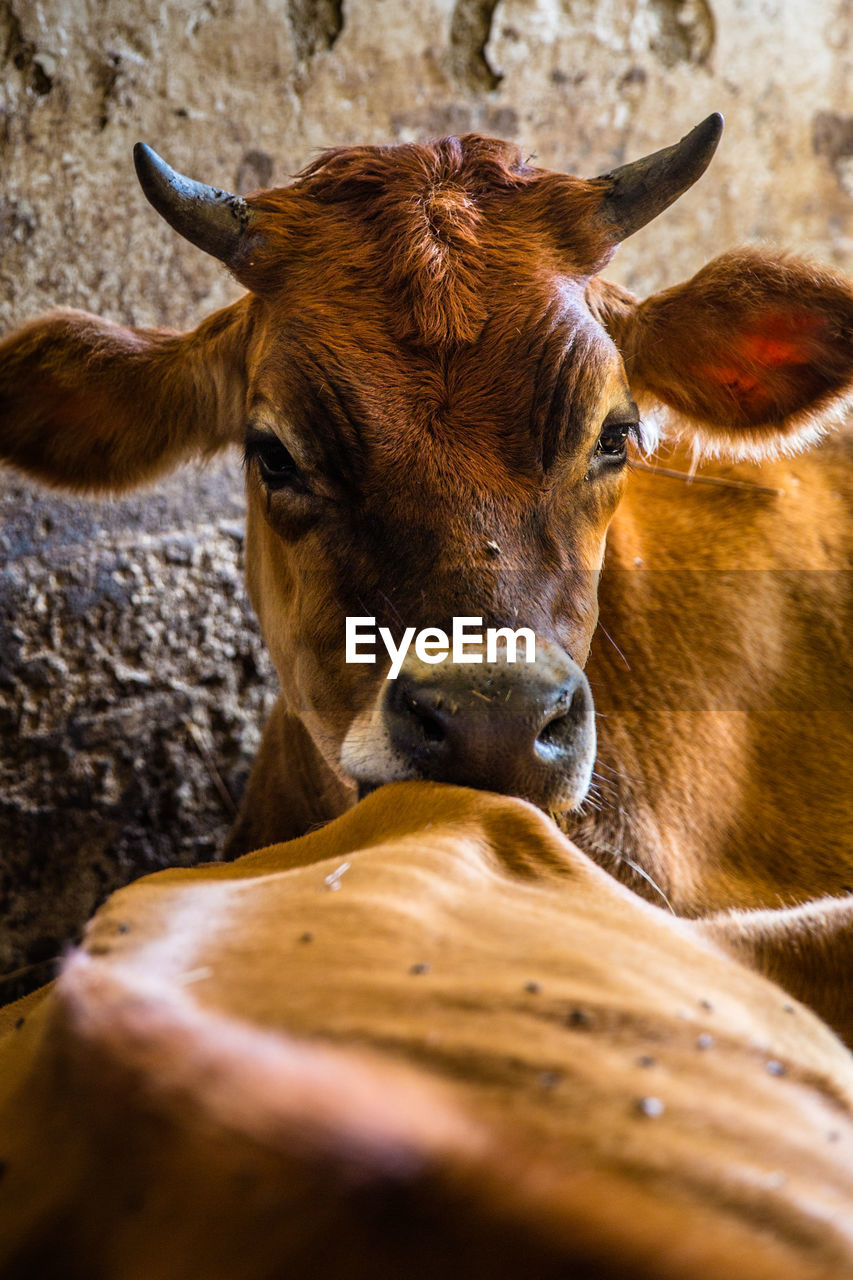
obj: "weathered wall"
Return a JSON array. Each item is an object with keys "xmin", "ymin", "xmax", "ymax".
[{"xmin": 2, "ymin": 0, "xmax": 851, "ymax": 994}]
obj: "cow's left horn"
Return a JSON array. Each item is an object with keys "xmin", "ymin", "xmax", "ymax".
[
  {"xmin": 133, "ymin": 143, "xmax": 253, "ymax": 267},
  {"xmin": 596, "ymin": 113, "xmax": 724, "ymax": 242}
]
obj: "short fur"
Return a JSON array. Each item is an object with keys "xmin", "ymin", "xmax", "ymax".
[
  {"xmin": 0, "ymin": 129, "xmax": 851, "ymax": 952},
  {"xmin": 2, "ymin": 786, "xmax": 853, "ymax": 1278}
]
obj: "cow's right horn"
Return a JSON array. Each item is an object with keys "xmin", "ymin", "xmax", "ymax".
[{"xmin": 133, "ymin": 143, "xmax": 254, "ymax": 267}]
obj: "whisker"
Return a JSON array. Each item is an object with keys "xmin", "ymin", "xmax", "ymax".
[
  {"xmin": 379, "ymin": 590, "xmax": 404, "ymax": 628},
  {"xmin": 595, "ymin": 759, "xmax": 642, "ymax": 784},
  {"xmin": 630, "ymin": 459, "xmax": 785, "ymax": 497},
  {"xmin": 615, "ymin": 855, "xmax": 676, "ymax": 915},
  {"xmin": 597, "ymin": 621, "xmax": 631, "ymax": 670},
  {"xmin": 578, "ymin": 795, "xmax": 603, "ymax": 814}
]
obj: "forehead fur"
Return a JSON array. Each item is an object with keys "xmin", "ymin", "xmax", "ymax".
[{"xmin": 242, "ymin": 134, "xmax": 612, "ymax": 347}]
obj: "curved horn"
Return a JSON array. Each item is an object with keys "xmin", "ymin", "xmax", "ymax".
[
  {"xmin": 133, "ymin": 143, "xmax": 253, "ymax": 266},
  {"xmin": 597, "ymin": 113, "xmax": 724, "ymax": 242}
]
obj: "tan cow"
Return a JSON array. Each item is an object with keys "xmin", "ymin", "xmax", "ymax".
[
  {"xmin": 0, "ymin": 118, "xmax": 851, "ymax": 926},
  {"xmin": 1, "ymin": 784, "xmax": 852, "ymax": 1279}
]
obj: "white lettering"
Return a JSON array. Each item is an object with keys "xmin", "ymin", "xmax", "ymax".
[
  {"xmin": 379, "ymin": 626, "xmax": 417, "ymax": 679},
  {"xmin": 345, "ymin": 617, "xmax": 538, "ymax": 671},
  {"xmin": 486, "ymin": 626, "xmax": 536, "ymax": 664},
  {"xmin": 346, "ymin": 616, "xmax": 377, "ymax": 663},
  {"xmin": 415, "ymin": 627, "xmax": 449, "ymax": 664},
  {"xmin": 452, "ymin": 616, "xmax": 483, "ymax": 663}
]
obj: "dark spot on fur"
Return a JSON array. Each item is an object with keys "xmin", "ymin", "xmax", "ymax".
[{"xmin": 567, "ymin": 1007, "xmax": 592, "ymax": 1028}]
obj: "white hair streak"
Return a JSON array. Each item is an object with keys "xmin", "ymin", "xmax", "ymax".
[{"xmin": 632, "ymin": 394, "xmax": 852, "ymax": 465}]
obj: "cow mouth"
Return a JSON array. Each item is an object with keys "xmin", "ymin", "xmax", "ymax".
[
  {"xmin": 355, "ymin": 771, "xmax": 592, "ymax": 813},
  {"xmin": 348, "ymin": 697, "xmax": 596, "ymax": 813},
  {"xmin": 342, "ymin": 641, "xmax": 596, "ymax": 814}
]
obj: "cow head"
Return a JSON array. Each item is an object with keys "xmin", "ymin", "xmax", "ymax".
[{"xmin": 3, "ymin": 120, "xmax": 853, "ymax": 817}]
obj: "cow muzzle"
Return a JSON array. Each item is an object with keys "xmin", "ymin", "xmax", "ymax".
[{"xmin": 340, "ymin": 638, "xmax": 596, "ymax": 812}]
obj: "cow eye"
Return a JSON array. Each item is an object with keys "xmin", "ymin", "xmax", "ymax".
[
  {"xmin": 245, "ymin": 431, "xmax": 302, "ymax": 490},
  {"xmin": 596, "ymin": 422, "xmax": 632, "ymax": 458}
]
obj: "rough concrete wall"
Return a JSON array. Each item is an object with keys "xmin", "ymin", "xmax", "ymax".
[{"xmin": 2, "ymin": 0, "xmax": 851, "ymax": 995}]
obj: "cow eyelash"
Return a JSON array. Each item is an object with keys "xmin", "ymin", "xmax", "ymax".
[
  {"xmin": 595, "ymin": 419, "xmax": 638, "ymax": 460},
  {"xmin": 243, "ymin": 430, "xmax": 304, "ymax": 491}
]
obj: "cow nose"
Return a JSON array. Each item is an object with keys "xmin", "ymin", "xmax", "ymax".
[{"xmin": 379, "ymin": 642, "xmax": 595, "ymax": 811}]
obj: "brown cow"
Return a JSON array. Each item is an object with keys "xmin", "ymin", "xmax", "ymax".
[
  {"xmin": 1, "ymin": 784, "xmax": 852, "ymax": 1279},
  {"xmin": 0, "ymin": 118, "xmax": 851, "ymax": 935}
]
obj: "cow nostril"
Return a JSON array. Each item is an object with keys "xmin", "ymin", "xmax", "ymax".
[
  {"xmin": 536, "ymin": 686, "xmax": 589, "ymax": 752},
  {"xmin": 373, "ymin": 654, "xmax": 595, "ymax": 810},
  {"xmin": 537, "ymin": 714, "xmax": 569, "ymax": 748},
  {"xmin": 406, "ymin": 696, "xmax": 446, "ymax": 744}
]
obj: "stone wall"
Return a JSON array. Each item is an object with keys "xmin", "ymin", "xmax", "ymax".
[{"xmin": 2, "ymin": 0, "xmax": 851, "ymax": 995}]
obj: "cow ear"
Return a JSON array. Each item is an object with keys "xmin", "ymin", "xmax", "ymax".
[
  {"xmin": 590, "ymin": 250, "xmax": 853, "ymax": 459},
  {"xmin": 0, "ymin": 299, "xmax": 249, "ymax": 494}
]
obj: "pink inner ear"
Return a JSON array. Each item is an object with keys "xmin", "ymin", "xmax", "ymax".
[
  {"xmin": 696, "ymin": 311, "xmax": 826, "ymax": 403},
  {"xmin": 735, "ymin": 311, "xmax": 825, "ymax": 367},
  {"xmin": 696, "ymin": 364, "xmax": 768, "ymax": 412},
  {"xmin": 738, "ymin": 333, "xmax": 806, "ymax": 365}
]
